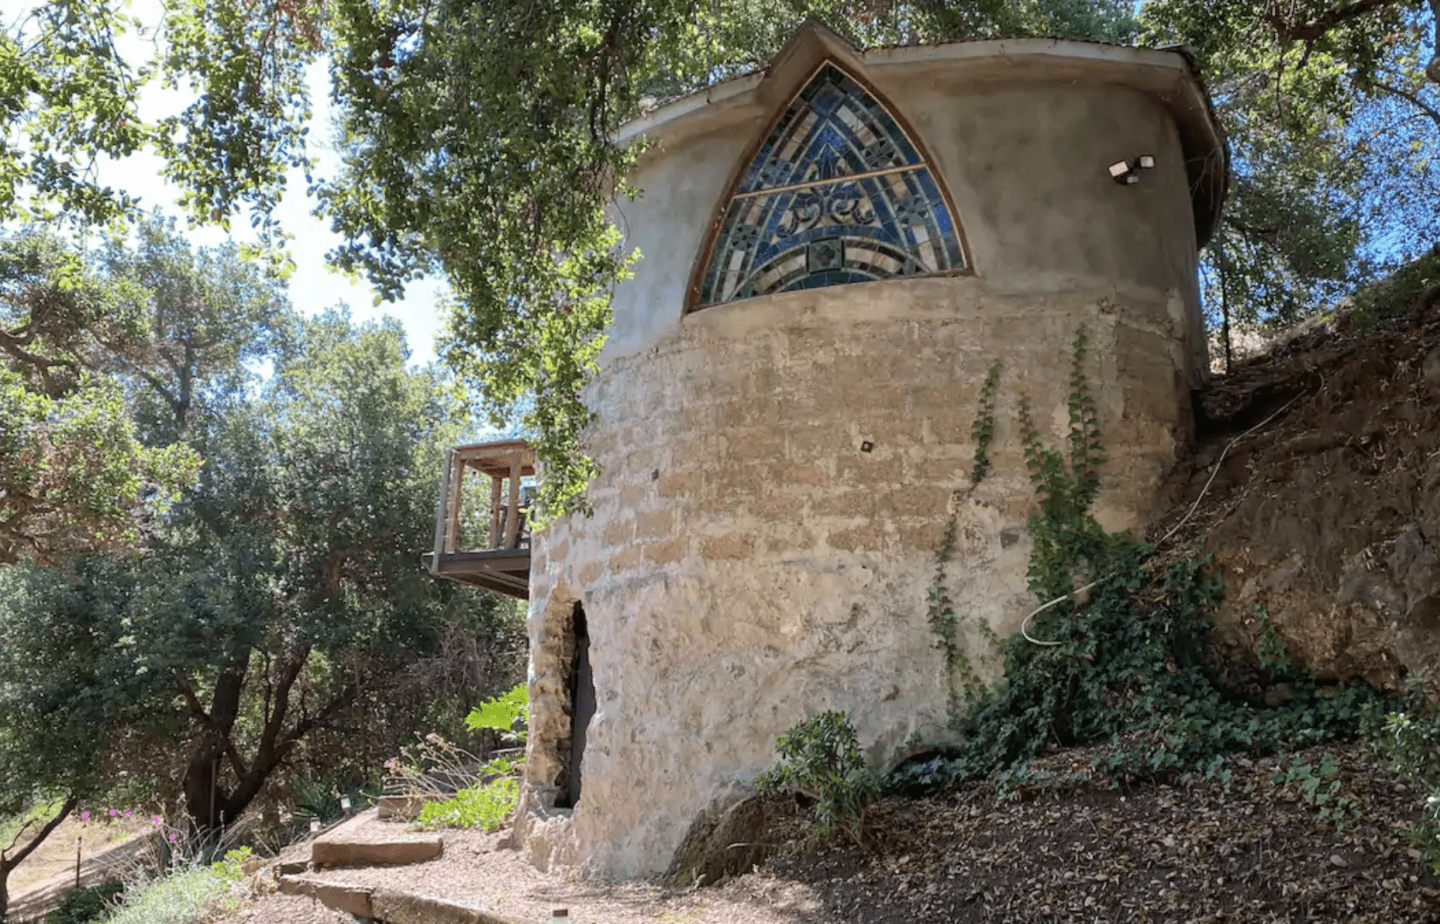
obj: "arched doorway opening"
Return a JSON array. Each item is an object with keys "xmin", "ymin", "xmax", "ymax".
[{"xmin": 556, "ymin": 602, "xmax": 594, "ymax": 809}]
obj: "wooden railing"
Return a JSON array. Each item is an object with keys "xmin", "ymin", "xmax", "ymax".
[{"xmin": 426, "ymin": 439, "xmax": 536, "ymax": 599}]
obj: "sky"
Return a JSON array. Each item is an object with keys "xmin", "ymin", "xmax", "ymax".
[{"xmin": 0, "ymin": 0, "xmax": 450, "ymax": 365}]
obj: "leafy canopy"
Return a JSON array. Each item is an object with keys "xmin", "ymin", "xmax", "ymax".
[
  {"xmin": 0, "ymin": 312, "xmax": 520, "ymax": 833},
  {"xmin": 0, "ymin": 0, "xmax": 1138, "ymax": 518},
  {"xmin": 2, "ymin": 0, "xmax": 1437, "ymax": 505}
]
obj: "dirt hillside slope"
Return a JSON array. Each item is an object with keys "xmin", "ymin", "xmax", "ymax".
[{"xmin": 1152, "ymin": 287, "xmax": 1440, "ymax": 693}]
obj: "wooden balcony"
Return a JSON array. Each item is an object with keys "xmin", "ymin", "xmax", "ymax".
[{"xmin": 423, "ymin": 440, "xmax": 535, "ymax": 600}]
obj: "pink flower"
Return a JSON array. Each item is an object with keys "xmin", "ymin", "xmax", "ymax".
[
  {"xmin": 108, "ymin": 809, "xmax": 117, "ymax": 817},
  {"xmin": 152, "ymin": 816, "xmax": 162, "ymax": 825},
  {"xmin": 124, "ymin": 811, "xmax": 132, "ymax": 818},
  {"xmin": 168, "ymin": 833, "xmax": 177, "ymax": 841},
  {"xmin": 80, "ymin": 811, "xmax": 90, "ymax": 820}
]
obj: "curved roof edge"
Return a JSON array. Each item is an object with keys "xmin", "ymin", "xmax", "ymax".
[{"xmin": 617, "ymin": 21, "xmax": 1229, "ymax": 249}]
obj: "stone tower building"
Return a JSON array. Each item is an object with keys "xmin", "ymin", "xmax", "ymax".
[{"xmin": 514, "ymin": 21, "xmax": 1227, "ymax": 878}]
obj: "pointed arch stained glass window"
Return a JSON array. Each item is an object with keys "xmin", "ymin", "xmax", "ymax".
[{"xmin": 694, "ymin": 63, "xmax": 966, "ymax": 309}]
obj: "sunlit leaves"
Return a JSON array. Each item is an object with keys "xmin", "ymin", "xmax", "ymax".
[
  {"xmin": 321, "ymin": 0, "xmax": 1141, "ymax": 517},
  {"xmin": 1141, "ymin": 0, "xmax": 1440, "ymax": 350}
]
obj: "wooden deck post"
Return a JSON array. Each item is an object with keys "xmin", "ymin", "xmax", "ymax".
[
  {"xmin": 489, "ymin": 471, "xmax": 503, "ymax": 550},
  {"xmin": 431, "ymin": 449, "xmax": 455, "ymax": 566},
  {"xmin": 445, "ymin": 454, "xmax": 465, "ymax": 554},
  {"xmin": 503, "ymin": 455, "xmax": 523, "ymax": 550}
]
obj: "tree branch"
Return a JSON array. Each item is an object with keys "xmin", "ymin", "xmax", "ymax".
[
  {"xmin": 1267, "ymin": 0, "xmax": 1406, "ymax": 43},
  {"xmin": 1368, "ymin": 80, "xmax": 1440, "ymax": 132},
  {"xmin": 0, "ymin": 796, "xmax": 77, "ymax": 872},
  {"xmin": 174, "ymin": 671, "xmax": 251, "ymax": 778}
]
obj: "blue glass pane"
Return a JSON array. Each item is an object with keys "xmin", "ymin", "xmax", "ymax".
[{"xmin": 698, "ymin": 62, "xmax": 965, "ymax": 307}]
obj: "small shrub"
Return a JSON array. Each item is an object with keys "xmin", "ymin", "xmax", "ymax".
[
  {"xmin": 46, "ymin": 880, "xmax": 123, "ymax": 924},
  {"xmin": 103, "ymin": 865, "xmax": 235, "ymax": 924},
  {"xmin": 383, "ymin": 733, "xmax": 483, "ymax": 799},
  {"xmin": 1367, "ymin": 676, "xmax": 1440, "ymax": 874},
  {"xmin": 756, "ymin": 711, "xmax": 878, "ymax": 845},
  {"xmin": 1270, "ymin": 752, "xmax": 1359, "ymax": 831},
  {"xmin": 414, "ymin": 777, "xmax": 519, "ymax": 831},
  {"xmin": 464, "ymin": 683, "xmax": 528, "ymax": 743}
]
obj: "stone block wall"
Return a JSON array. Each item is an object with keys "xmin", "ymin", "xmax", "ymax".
[
  {"xmin": 521, "ymin": 276, "xmax": 1195, "ymax": 877},
  {"xmin": 512, "ymin": 31, "xmax": 1222, "ymax": 879}
]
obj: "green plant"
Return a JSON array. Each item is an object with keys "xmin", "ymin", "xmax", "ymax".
[
  {"xmin": 103, "ymin": 864, "xmax": 237, "ymax": 924},
  {"xmin": 928, "ymin": 361, "xmax": 1005, "ymax": 715},
  {"xmin": 290, "ymin": 775, "xmax": 377, "ymax": 834},
  {"xmin": 464, "ymin": 683, "xmax": 529, "ymax": 744},
  {"xmin": 1254, "ymin": 604, "xmax": 1305, "ymax": 681},
  {"xmin": 212, "ymin": 846, "xmax": 252, "ymax": 883},
  {"xmin": 46, "ymin": 881, "xmax": 124, "ymax": 924},
  {"xmin": 383, "ymin": 733, "xmax": 486, "ymax": 800},
  {"xmin": 1271, "ymin": 752, "xmax": 1358, "ymax": 832},
  {"xmin": 971, "ymin": 359, "xmax": 1003, "ymax": 484},
  {"xmin": 1367, "ymin": 674, "xmax": 1440, "ymax": 874},
  {"xmin": 891, "ymin": 328, "xmax": 1383, "ymax": 797},
  {"xmin": 756, "ymin": 711, "xmax": 879, "ymax": 846},
  {"xmin": 1018, "ymin": 330, "xmax": 1126, "ymax": 606},
  {"xmin": 1348, "ymin": 245, "xmax": 1440, "ymax": 329},
  {"xmin": 414, "ymin": 777, "xmax": 520, "ymax": 832}
]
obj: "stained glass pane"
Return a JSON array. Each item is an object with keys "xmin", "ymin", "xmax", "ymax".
[{"xmin": 696, "ymin": 63, "xmax": 966, "ymax": 308}]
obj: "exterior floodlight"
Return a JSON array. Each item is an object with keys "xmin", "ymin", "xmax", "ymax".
[
  {"xmin": 1109, "ymin": 155, "xmax": 1157, "ymax": 184},
  {"xmin": 340, "ymin": 795, "xmax": 352, "ymax": 813}
]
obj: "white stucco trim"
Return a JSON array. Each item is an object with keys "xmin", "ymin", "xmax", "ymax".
[{"xmin": 618, "ymin": 36, "xmax": 1211, "ymax": 148}]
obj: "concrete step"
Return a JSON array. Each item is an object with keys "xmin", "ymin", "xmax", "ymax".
[{"xmin": 277, "ymin": 874, "xmax": 518, "ymax": 924}]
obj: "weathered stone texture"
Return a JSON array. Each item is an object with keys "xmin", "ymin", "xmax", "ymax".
[{"xmin": 517, "ymin": 32, "xmax": 1216, "ymax": 880}]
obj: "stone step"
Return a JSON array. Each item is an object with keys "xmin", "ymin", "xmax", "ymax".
[
  {"xmin": 376, "ymin": 793, "xmax": 447, "ymax": 820},
  {"xmin": 277, "ymin": 875, "xmax": 518, "ymax": 924},
  {"xmin": 278, "ymin": 875, "xmax": 375, "ymax": 917},
  {"xmin": 311, "ymin": 836, "xmax": 444, "ymax": 869}
]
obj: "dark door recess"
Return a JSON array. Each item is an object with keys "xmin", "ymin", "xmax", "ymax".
[{"xmin": 559, "ymin": 602, "xmax": 595, "ymax": 809}]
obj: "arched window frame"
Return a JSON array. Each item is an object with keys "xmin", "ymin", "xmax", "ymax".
[{"xmin": 687, "ymin": 58, "xmax": 972, "ymax": 313}]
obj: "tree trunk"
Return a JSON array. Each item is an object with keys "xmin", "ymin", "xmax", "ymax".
[
  {"xmin": 0, "ymin": 796, "xmax": 78, "ymax": 924},
  {"xmin": 180, "ymin": 652, "xmax": 364, "ymax": 831}
]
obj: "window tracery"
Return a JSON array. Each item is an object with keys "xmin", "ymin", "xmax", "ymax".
[{"xmin": 694, "ymin": 63, "xmax": 966, "ymax": 309}]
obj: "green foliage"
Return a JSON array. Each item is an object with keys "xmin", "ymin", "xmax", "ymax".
[
  {"xmin": 1367, "ymin": 676, "xmax": 1440, "ymax": 874},
  {"xmin": 894, "ymin": 330, "xmax": 1382, "ymax": 797},
  {"xmin": 756, "ymin": 711, "xmax": 878, "ymax": 844},
  {"xmin": 212, "ymin": 846, "xmax": 252, "ymax": 883},
  {"xmin": 928, "ymin": 359, "xmax": 1005, "ymax": 714},
  {"xmin": 0, "ymin": 230, "xmax": 206, "ymax": 565},
  {"xmin": 102, "ymin": 864, "xmax": 236, "ymax": 924},
  {"xmin": 318, "ymin": 0, "xmax": 1141, "ymax": 517},
  {"xmin": 1254, "ymin": 605, "xmax": 1301, "ymax": 680},
  {"xmin": 46, "ymin": 880, "xmax": 123, "ymax": 924},
  {"xmin": 1349, "ymin": 245, "xmax": 1440, "ymax": 327},
  {"xmin": 1019, "ymin": 331, "xmax": 1124, "ymax": 606},
  {"xmin": 414, "ymin": 776, "xmax": 520, "ymax": 832},
  {"xmin": 0, "ymin": 0, "xmax": 1435, "ymax": 508},
  {"xmin": 1270, "ymin": 752, "xmax": 1359, "ymax": 832},
  {"xmin": 1140, "ymin": 0, "xmax": 1440, "ymax": 363},
  {"xmin": 1, "ymin": 313, "xmax": 523, "ymax": 834},
  {"xmin": 927, "ymin": 513, "xmax": 963, "ymax": 712},
  {"xmin": 290, "ymin": 775, "xmax": 376, "ymax": 832},
  {"xmin": 464, "ymin": 683, "xmax": 529, "ymax": 743},
  {"xmin": 892, "ymin": 553, "xmax": 1383, "ymax": 794},
  {"xmin": 970, "ymin": 360, "xmax": 1002, "ymax": 484}
]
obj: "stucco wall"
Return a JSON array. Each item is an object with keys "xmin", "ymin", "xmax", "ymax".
[{"xmin": 519, "ymin": 67, "xmax": 1208, "ymax": 879}]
